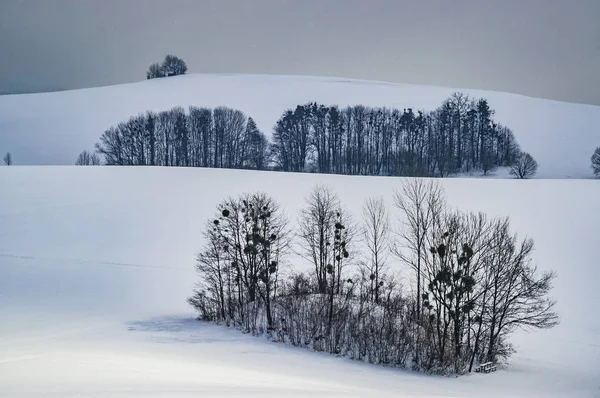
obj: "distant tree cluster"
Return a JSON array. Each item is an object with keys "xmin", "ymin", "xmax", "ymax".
[
  {"xmin": 3, "ymin": 152, "xmax": 12, "ymax": 165},
  {"xmin": 75, "ymin": 150, "xmax": 101, "ymax": 165},
  {"xmin": 271, "ymin": 94, "xmax": 522, "ymax": 177},
  {"xmin": 95, "ymin": 106, "xmax": 269, "ymax": 169},
  {"xmin": 147, "ymin": 55, "xmax": 187, "ymax": 79},
  {"xmin": 189, "ymin": 181, "xmax": 558, "ymax": 374},
  {"xmin": 92, "ymin": 93, "xmax": 537, "ymax": 178}
]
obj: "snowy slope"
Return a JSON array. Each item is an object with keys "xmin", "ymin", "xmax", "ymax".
[
  {"xmin": 1, "ymin": 73, "xmax": 599, "ymax": 178},
  {"xmin": 1, "ymin": 166, "xmax": 599, "ymax": 397}
]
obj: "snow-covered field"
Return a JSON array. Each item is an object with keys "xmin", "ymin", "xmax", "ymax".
[
  {"xmin": 1, "ymin": 74, "xmax": 599, "ymax": 396},
  {"xmin": 1, "ymin": 166, "xmax": 599, "ymax": 397},
  {"xmin": 0, "ymin": 73, "xmax": 599, "ymax": 178}
]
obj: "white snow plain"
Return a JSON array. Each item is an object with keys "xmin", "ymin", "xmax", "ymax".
[
  {"xmin": 1, "ymin": 166, "xmax": 599, "ymax": 397},
  {"xmin": 0, "ymin": 73, "xmax": 599, "ymax": 178}
]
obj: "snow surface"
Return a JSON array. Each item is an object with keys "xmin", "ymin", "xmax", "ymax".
[
  {"xmin": 1, "ymin": 166, "xmax": 599, "ymax": 397},
  {"xmin": 0, "ymin": 73, "xmax": 599, "ymax": 178}
]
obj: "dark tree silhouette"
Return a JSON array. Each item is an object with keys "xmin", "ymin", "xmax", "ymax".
[
  {"xmin": 393, "ymin": 179, "xmax": 445, "ymax": 318},
  {"xmin": 361, "ymin": 196, "xmax": 391, "ymax": 304},
  {"xmin": 298, "ymin": 185, "xmax": 341, "ymax": 294},
  {"xmin": 146, "ymin": 63, "xmax": 163, "ymax": 79},
  {"xmin": 95, "ymin": 106, "xmax": 268, "ymax": 170},
  {"xmin": 244, "ymin": 117, "xmax": 269, "ymax": 170},
  {"xmin": 161, "ymin": 54, "xmax": 187, "ymax": 76},
  {"xmin": 188, "ymin": 192, "xmax": 290, "ymax": 331},
  {"xmin": 509, "ymin": 151, "xmax": 538, "ymax": 179},
  {"xmin": 146, "ymin": 55, "xmax": 187, "ymax": 79},
  {"xmin": 93, "ymin": 93, "xmax": 525, "ymax": 179},
  {"xmin": 3, "ymin": 152, "xmax": 12, "ymax": 165},
  {"xmin": 189, "ymin": 183, "xmax": 558, "ymax": 374},
  {"xmin": 270, "ymin": 95, "xmax": 521, "ymax": 177},
  {"xmin": 75, "ymin": 150, "xmax": 101, "ymax": 165},
  {"xmin": 189, "ymin": 183, "xmax": 558, "ymax": 375},
  {"xmin": 591, "ymin": 146, "xmax": 600, "ymax": 177},
  {"xmin": 479, "ymin": 218, "xmax": 558, "ymax": 363}
]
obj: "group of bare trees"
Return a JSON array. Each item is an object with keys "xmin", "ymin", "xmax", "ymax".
[
  {"xmin": 189, "ymin": 180, "xmax": 558, "ymax": 374},
  {"xmin": 75, "ymin": 150, "xmax": 101, "ymax": 165},
  {"xmin": 89, "ymin": 92, "xmax": 539, "ymax": 178},
  {"xmin": 188, "ymin": 192, "xmax": 291, "ymax": 332},
  {"xmin": 271, "ymin": 93, "xmax": 526, "ymax": 177},
  {"xmin": 93, "ymin": 106, "xmax": 268, "ymax": 169},
  {"xmin": 147, "ymin": 54, "xmax": 187, "ymax": 79}
]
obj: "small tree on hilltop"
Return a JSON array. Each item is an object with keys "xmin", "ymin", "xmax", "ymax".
[
  {"xmin": 146, "ymin": 62, "xmax": 163, "ymax": 79},
  {"xmin": 509, "ymin": 151, "xmax": 538, "ymax": 179},
  {"xmin": 591, "ymin": 146, "xmax": 600, "ymax": 177},
  {"xmin": 4, "ymin": 152, "xmax": 12, "ymax": 165},
  {"xmin": 161, "ymin": 55, "xmax": 187, "ymax": 76}
]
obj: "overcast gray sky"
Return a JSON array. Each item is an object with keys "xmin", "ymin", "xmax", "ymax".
[{"xmin": 1, "ymin": 0, "xmax": 599, "ymax": 104}]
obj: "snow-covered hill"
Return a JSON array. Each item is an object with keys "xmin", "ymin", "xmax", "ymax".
[
  {"xmin": 1, "ymin": 73, "xmax": 599, "ymax": 178},
  {"xmin": 1, "ymin": 166, "xmax": 599, "ymax": 397}
]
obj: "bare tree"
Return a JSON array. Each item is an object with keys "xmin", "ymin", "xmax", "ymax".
[
  {"xmin": 190, "ymin": 192, "xmax": 290, "ymax": 331},
  {"xmin": 269, "ymin": 95, "xmax": 520, "ymax": 178},
  {"xmin": 423, "ymin": 210, "xmax": 496, "ymax": 371},
  {"xmin": 189, "ymin": 221, "xmax": 230, "ymax": 322},
  {"xmin": 393, "ymin": 178, "xmax": 446, "ymax": 317},
  {"xmin": 189, "ymin": 186, "xmax": 559, "ymax": 375},
  {"xmin": 591, "ymin": 146, "xmax": 600, "ymax": 177},
  {"xmin": 361, "ymin": 196, "xmax": 391, "ymax": 304},
  {"xmin": 3, "ymin": 152, "xmax": 12, "ymax": 165},
  {"xmin": 327, "ymin": 209, "xmax": 352, "ymax": 333},
  {"xmin": 482, "ymin": 219, "xmax": 558, "ymax": 362},
  {"xmin": 75, "ymin": 150, "xmax": 101, "ymax": 165},
  {"xmin": 298, "ymin": 185, "xmax": 340, "ymax": 294},
  {"xmin": 214, "ymin": 107, "xmax": 247, "ymax": 169},
  {"xmin": 509, "ymin": 151, "xmax": 538, "ymax": 179},
  {"xmin": 161, "ymin": 54, "xmax": 187, "ymax": 76}
]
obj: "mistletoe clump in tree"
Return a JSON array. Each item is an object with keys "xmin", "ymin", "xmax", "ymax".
[
  {"xmin": 189, "ymin": 192, "xmax": 289, "ymax": 332},
  {"xmin": 424, "ymin": 215, "xmax": 478, "ymax": 372}
]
